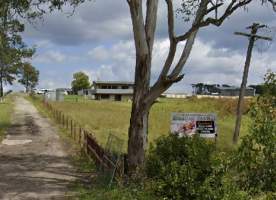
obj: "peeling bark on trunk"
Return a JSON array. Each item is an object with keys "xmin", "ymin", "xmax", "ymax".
[
  {"xmin": 127, "ymin": 54, "xmax": 152, "ymax": 172},
  {"xmin": 128, "ymin": 107, "xmax": 149, "ymax": 171},
  {"xmin": 127, "ymin": 0, "xmax": 157, "ymax": 173}
]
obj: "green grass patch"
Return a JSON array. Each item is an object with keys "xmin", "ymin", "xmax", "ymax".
[
  {"xmin": 0, "ymin": 95, "xmax": 14, "ymax": 141},
  {"xmin": 48, "ymin": 96, "xmax": 252, "ymax": 152},
  {"xmin": 74, "ymin": 184, "xmax": 157, "ymax": 200}
]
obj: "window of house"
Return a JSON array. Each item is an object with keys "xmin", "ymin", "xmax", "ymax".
[{"xmin": 101, "ymin": 94, "xmax": 110, "ymax": 99}]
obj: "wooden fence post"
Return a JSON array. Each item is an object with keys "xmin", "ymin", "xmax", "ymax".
[
  {"xmin": 79, "ymin": 127, "xmax": 82, "ymax": 144},
  {"xmin": 84, "ymin": 130, "xmax": 87, "ymax": 154},
  {"xmin": 59, "ymin": 111, "xmax": 62, "ymax": 124},
  {"xmin": 70, "ymin": 119, "xmax": 73, "ymax": 137},
  {"xmin": 62, "ymin": 114, "xmax": 65, "ymax": 127},
  {"xmin": 73, "ymin": 122, "xmax": 76, "ymax": 141},
  {"xmin": 66, "ymin": 116, "xmax": 68, "ymax": 130}
]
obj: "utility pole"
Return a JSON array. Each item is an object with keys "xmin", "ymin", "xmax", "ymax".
[{"xmin": 233, "ymin": 23, "xmax": 272, "ymax": 144}]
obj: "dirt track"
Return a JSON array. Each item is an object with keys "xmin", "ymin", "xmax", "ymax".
[{"xmin": 0, "ymin": 96, "xmax": 81, "ymax": 200}]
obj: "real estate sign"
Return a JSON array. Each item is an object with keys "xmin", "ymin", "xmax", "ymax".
[{"xmin": 171, "ymin": 113, "xmax": 217, "ymax": 138}]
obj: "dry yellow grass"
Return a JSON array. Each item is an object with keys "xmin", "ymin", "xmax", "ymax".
[{"xmin": 48, "ymin": 96, "xmax": 251, "ymax": 151}]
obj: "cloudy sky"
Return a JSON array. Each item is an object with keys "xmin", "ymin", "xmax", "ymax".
[{"xmin": 7, "ymin": 0, "xmax": 276, "ymax": 93}]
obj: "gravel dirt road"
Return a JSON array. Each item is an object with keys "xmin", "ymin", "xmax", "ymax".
[{"xmin": 0, "ymin": 96, "xmax": 82, "ymax": 200}]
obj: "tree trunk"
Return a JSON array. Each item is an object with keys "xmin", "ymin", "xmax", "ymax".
[
  {"xmin": 127, "ymin": 0, "xmax": 158, "ymax": 173},
  {"xmin": 127, "ymin": 54, "xmax": 152, "ymax": 173},
  {"xmin": 128, "ymin": 106, "xmax": 150, "ymax": 172},
  {"xmin": 233, "ymin": 31, "xmax": 256, "ymax": 144}
]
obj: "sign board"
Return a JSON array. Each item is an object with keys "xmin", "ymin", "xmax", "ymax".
[{"xmin": 171, "ymin": 113, "xmax": 217, "ymax": 138}]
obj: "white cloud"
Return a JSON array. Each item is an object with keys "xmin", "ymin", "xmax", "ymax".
[
  {"xmin": 88, "ymin": 46, "xmax": 109, "ymax": 61},
  {"xmin": 81, "ymin": 65, "xmax": 117, "ymax": 82},
  {"xmin": 84, "ymin": 38, "xmax": 276, "ymax": 93},
  {"xmin": 34, "ymin": 50, "xmax": 66, "ymax": 64}
]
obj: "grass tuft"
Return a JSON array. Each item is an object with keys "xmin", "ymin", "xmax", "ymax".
[{"xmin": 0, "ymin": 95, "xmax": 14, "ymax": 141}]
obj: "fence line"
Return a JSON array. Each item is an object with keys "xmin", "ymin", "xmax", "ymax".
[{"xmin": 41, "ymin": 99, "xmax": 124, "ymax": 175}]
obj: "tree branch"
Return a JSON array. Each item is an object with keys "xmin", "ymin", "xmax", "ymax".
[
  {"xmin": 168, "ymin": 0, "xmax": 210, "ymax": 79},
  {"xmin": 175, "ymin": 0, "xmax": 255, "ymax": 42},
  {"xmin": 158, "ymin": 0, "xmax": 177, "ymax": 79},
  {"xmin": 266, "ymin": 0, "xmax": 276, "ymax": 11},
  {"xmin": 128, "ymin": 0, "xmax": 148, "ymax": 56},
  {"xmin": 145, "ymin": 0, "xmax": 159, "ymax": 54},
  {"xmin": 200, "ymin": 0, "xmax": 253, "ymax": 27},
  {"xmin": 145, "ymin": 0, "xmax": 209, "ymax": 105}
]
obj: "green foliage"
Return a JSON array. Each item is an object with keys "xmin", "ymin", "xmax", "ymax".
[
  {"xmin": 71, "ymin": 71, "xmax": 91, "ymax": 94},
  {"xmin": 145, "ymin": 134, "xmax": 272, "ymax": 200},
  {"xmin": 146, "ymin": 135, "xmax": 221, "ymax": 200},
  {"xmin": 0, "ymin": 1, "xmax": 35, "ymax": 97},
  {"xmin": 232, "ymin": 71, "xmax": 276, "ymax": 194},
  {"xmin": 18, "ymin": 62, "xmax": 39, "ymax": 92},
  {"xmin": 75, "ymin": 183, "xmax": 157, "ymax": 200}
]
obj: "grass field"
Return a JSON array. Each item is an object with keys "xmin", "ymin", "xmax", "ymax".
[
  {"xmin": 45, "ymin": 96, "xmax": 253, "ymax": 151},
  {"xmin": 0, "ymin": 96, "xmax": 13, "ymax": 141}
]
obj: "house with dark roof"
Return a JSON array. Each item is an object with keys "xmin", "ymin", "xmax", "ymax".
[
  {"xmin": 192, "ymin": 84, "xmax": 255, "ymax": 96},
  {"xmin": 78, "ymin": 81, "xmax": 134, "ymax": 101},
  {"xmin": 216, "ymin": 86, "xmax": 255, "ymax": 96}
]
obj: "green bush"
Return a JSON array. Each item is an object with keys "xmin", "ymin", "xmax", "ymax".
[
  {"xmin": 146, "ymin": 135, "xmax": 223, "ymax": 199},
  {"xmin": 232, "ymin": 71, "xmax": 276, "ymax": 194}
]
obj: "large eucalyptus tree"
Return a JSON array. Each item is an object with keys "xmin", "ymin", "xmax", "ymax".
[{"xmin": 125, "ymin": 0, "xmax": 276, "ymax": 172}]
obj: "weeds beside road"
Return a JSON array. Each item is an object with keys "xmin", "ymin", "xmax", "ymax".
[{"xmin": 0, "ymin": 95, "xmax": 13, "ymax": 141}]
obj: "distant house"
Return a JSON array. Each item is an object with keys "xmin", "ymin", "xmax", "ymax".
[
  {"xmin": 192, "ymin": 84, "xmax": 255, "ymax": 97},
  {"xmin": 216, "ymin": 86, "xmax": 255, "ymax": 96},
  {"xmin": 78, "ymin": 81, "xmax": 134, "ymax": 101}
]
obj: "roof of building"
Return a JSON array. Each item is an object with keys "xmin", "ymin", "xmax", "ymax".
[
  {"xmin": 93, "ymin": 81, "xmax": 134, "ymax": 85},
  {"xmin": 217, "ymin": 86, "xmax": 254, "ymax": 90},
  {"xmin": 94, "ymin": 89, "xmax": 133, "ymax": 95}
]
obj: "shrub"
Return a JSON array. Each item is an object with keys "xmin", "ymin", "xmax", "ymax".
[
  {"xmin": 232, "ymin": 71, "xmax": 276, "ymax": 194},
  {"xmin": 146, "ymin": 135, "xmax": 221, "ymax": 200}
]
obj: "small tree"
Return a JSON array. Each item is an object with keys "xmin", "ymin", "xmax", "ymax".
[
  {"xmin": 233, "ymin": 71, "xmax": 275, "ymax": 193},
  {"xmin": 18, "ymin": 63, "xmax": 39, "ymax": 93},
  {"xmin": 71, "ymin": 71, "xmax": 91, "ymax": 94}
]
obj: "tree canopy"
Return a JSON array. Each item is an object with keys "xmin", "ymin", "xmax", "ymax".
[
  {"xmin": 71, "ymin": 71, "xmax": 91, "ymax": 94},
  {"xmin": 0, "ymin": 1, "xmax": 35, "ymax": 97},
  {"xmin": 18, "ymin": 62, "xmax": 39, "ymax": 92}
]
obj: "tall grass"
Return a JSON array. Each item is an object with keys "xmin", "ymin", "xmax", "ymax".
[
  {"xmin": 0, "ymin": 95, "xmax": 14, "ymax": 141},
  {"xmin": 48, "ymin": 96, "xmax": 252, "ymax": 151}
]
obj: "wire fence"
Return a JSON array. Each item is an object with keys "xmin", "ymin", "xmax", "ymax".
[{"xmin": 41, "ymin": 98, "xmax": 125, "ymax": 183}]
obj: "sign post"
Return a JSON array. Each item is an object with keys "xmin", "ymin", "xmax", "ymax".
[{"xmin": 171, "ymin": 113, "xmax": 217, "ymax": 139}]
